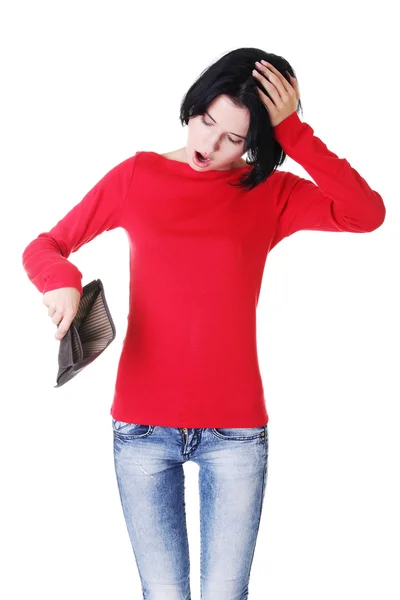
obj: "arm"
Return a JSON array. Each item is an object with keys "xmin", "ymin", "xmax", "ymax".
[
  {"xmin": 268, "ymin": 111, "xmax": 386, "ymax": 250},
  {"xmin": 22, "ymin": 153, "xmax": 137, "ymax": 296}
]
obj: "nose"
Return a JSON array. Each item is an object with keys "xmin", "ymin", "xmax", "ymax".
[{"xmin": 203, "ymin": 137, "xmax": 221, "ymax": 155}]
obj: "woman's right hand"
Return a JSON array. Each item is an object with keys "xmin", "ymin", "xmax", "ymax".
[{"xmin": 42, "ymin": 287, "xmax": 81, "ymax": 341}]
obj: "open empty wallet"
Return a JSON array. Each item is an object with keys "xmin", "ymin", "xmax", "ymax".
[{"xmin": 54, "ymin": 278, "xmax": 116, "ymax": 387}]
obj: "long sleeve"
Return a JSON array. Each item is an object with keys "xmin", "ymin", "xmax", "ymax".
[
  {"xmin": 268, "ymin": 111, "xmax": 386, "ymax": 250},
  {"xmin": 22, "ymin": 153, "xmax": 137, "ymax": 296}
]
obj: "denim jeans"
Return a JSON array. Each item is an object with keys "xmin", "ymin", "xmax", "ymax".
[{"xmin": 112, "ymin": 419, "xmax": 269, "ymax": 600}]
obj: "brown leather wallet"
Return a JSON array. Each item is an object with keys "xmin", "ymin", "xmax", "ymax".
[{"xmin": 54, "ymin": 279, "xmax": 116, "ymax": 387}]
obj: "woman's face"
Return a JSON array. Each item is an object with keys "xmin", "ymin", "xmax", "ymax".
[{"xmin": 185, "ymin": 95, "xmax": 250, "ymax": 171}]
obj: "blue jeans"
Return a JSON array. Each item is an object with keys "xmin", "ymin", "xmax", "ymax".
[{"xmin": 112, "ymin": 420, "xmax": 269, "ymax": 600}]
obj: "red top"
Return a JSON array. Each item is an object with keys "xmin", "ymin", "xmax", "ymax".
[{"xmin": 22, "ymin": 111, "xmax": 385, "ymax": 427}]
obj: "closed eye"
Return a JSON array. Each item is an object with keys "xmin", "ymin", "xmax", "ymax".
[{"xmin": 200, "ymin": 115, "xmax": 243, "ymax": 145}]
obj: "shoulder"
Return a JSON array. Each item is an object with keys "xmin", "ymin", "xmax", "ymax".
[
  {"xmin": 263, "ymin": 169, "xmax": 303, "ymax": 212},
  {"xmin": 267, "ymin": 169, "xmax": 300, "ymax": 193}
]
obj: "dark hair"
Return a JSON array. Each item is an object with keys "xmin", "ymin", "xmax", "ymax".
[{"xmin": 179, "ymin": 47, "xmax": 303, "ymax": 192}]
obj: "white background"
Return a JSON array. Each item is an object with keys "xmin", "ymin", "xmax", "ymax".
[{"xmin": 2, "ymin": 1, "xmax": 399, "ymax": 598}]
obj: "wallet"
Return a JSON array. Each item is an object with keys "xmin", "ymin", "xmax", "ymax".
[{"xmin": 54, "ymin": 278, "xmax": 116, "ymax": 387}]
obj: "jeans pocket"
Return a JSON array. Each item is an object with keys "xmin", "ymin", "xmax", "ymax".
[
  {"xmin": 112, "ymin": 419, "xmax": 153, "ymax": 438},
  {"xmin": 211, "ymin": 426, "xmax": 266, "ymax": 441}
]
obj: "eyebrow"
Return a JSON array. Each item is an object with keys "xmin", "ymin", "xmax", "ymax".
[{"xmin": 204, "ymin": 110, "xmax": 247, "ymax": 139}]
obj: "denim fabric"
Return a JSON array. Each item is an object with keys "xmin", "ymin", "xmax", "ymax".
[{"xmin": 112, "ymin": 420, "xmax": 269, "ymax": 600}]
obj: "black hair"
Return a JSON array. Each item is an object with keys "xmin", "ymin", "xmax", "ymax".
[{"xmin": 179, "ymin": 47, "xmax": 303, "ymax": 192}]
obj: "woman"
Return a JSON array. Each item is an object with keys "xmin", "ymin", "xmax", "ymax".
[{"xmin": 22, "ymin": 47, "xmax": 385, "ymax": 599}]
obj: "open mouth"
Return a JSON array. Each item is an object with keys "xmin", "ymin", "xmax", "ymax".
[{"xmin": 195, "ymin": 150, "xmax": 211, "ymax": 164}]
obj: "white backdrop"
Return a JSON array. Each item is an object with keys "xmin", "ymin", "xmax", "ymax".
[{"xmin": 2, "ymin": 1, "xmax": 399, "ymax": 598}]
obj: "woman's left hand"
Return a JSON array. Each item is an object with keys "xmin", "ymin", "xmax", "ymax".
[{"xmin": 253, "ymin": 60, "xmax": 301, "ymax": 127}]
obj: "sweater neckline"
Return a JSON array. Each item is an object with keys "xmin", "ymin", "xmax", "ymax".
[{"xmin": 146, "ymin": 151, "xmax": 252, "ymax": 178}]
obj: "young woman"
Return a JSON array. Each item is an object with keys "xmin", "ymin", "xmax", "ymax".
[{"xmin": 22, "ymin": 47, "xmax": 385, "ymax": 599}]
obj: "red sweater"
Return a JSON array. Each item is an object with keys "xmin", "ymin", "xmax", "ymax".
[{"xmin": 22, "ymin": 111, "xmax": 385, "ymax": 427}]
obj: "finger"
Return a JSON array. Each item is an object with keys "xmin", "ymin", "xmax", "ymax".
[
  {"xmin": 253, "ymin": 68, "xmax": 281, "ymax": 104},
  {"xmin": 255, "ymin": 86, "xmax": 275, "ymax": 112},
  {"xmin": 51, "ymin": 310, "xmax": 63, "ymax": 326},
  {"xmin": 285, "ymin": 71, "xmax": 300, "ymax": 99},
  {"xmin": 259, "ymin": 61, "xmax": 292, "ymax": 95},
  {"xmin": 262, "ymin": 63, "xmax": 300, "ymax": 104},
  {"xmin": 54, "ymin": 313, "xmax": 74, "ymax": 340},
  {"xmin": 55, "ymin": 322, "xmax": 69, "ymax": 341},
  {"xmin": 286, "ymin": 72, "xmax": 298, "ymax": 87}
]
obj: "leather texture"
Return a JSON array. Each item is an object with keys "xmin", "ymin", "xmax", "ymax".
[{"xmin": 54, "ymin": 278, "xmax": 116, "ymax": 387}]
